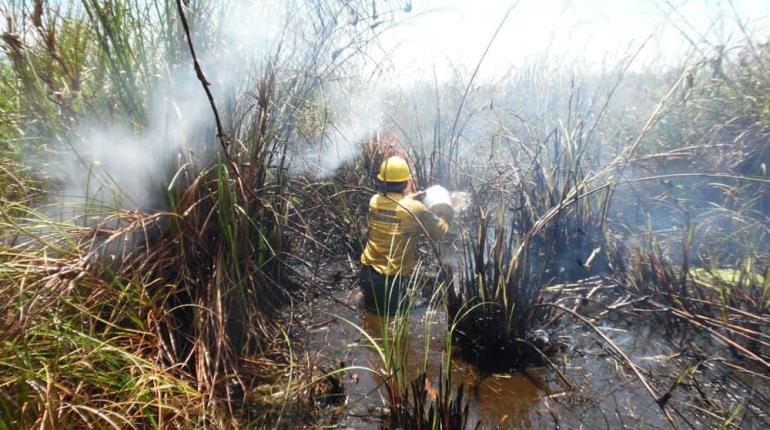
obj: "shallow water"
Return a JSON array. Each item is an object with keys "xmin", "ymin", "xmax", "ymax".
[
  {"xmin": 305, "ymin": 289, "xmax": 551, "ymax": 428},
  {"xmin": 301, "ymin": 282, "xmax": 678, "ymax": 429}
]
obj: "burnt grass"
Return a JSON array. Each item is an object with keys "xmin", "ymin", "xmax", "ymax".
[{"xmin": 310, "ymin": 164, "xmax": 768, "ymax": 427}]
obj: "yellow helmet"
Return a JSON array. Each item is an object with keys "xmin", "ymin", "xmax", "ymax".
[{"xmin": 377, "ymin": 156, "xmax": 412, "ymax": 182}]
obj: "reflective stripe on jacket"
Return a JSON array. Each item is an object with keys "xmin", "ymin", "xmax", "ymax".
[{"xmin": 360, "ymin": 192, "xmax": 449, "ymax": 276}]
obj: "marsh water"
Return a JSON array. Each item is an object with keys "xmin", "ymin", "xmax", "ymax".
[{"xmin": 299, "ymin": 269, "xmax": 678, "ymax": 429}]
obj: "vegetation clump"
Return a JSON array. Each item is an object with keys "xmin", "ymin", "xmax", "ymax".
[{"xmin": 1, "ymin": 0, "xmax": 770, "ymax": 428}]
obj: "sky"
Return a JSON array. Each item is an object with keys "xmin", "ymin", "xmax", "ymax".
[{"xmin": 376, "ymin": 0, "xmax": 770, "ymax": 82}]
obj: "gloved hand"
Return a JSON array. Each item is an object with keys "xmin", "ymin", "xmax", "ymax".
[{"xmin": 408, "ymin": 190, "xmax": 426, "ymax": 201}]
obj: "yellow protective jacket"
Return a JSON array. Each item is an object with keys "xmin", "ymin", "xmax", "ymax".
[{"xmin": 360, "ymin": 192, "xmax": 449, "ymax": 276}]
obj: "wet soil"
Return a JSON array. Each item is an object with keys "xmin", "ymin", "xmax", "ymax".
[
  {"xmin": 291, "ymin": 263, "xmax": 683, "ymax": 429},
  {"xmin": 302, "ymin": 288, "xmax": 551, "ymax": 428}
]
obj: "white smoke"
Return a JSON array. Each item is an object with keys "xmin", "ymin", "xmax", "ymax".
[
  {"xmin": 46, "ymin": 0, "xmax": 400, "ymax": 209},
  {"xmin": 52, "ymin": 76, "xmax": 212, "ymax": 210},
  {"xmin": 57, "ymin": 125, "xmax": 163, "ymax": 210},
  {"xmin": 291, "ymin": 80, "xmax": 389, "ymax": 176},
  {"xmin": 46, "ymin": 1, "xmax": 293, "ymax": 211}
]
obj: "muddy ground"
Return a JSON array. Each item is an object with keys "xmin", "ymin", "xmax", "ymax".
[{"xmin": 277, "ymin": 255, "xmax": 760, "ymax": 429}]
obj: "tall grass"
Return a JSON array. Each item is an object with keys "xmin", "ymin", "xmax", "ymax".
[
  {"xmin": 620, "ymin": 40, "xmax": 770, "ymax": 342},
  {"xmin": 444, "ymin": 87, "xmax": 620, "ymax": 371},
  {"xmin": 599, "ymin": 39, "xmax": 770, "ymax": 427},
  {"xmin": 338, "ymin": 266, "xmax": 478, "ymax": 429},
  {"xmin": 3, "ymin": 0, "xmax": 770, "ymax": 427},
  {"xmin": 0, "ymin": 218, "xmax": 207, "ymax": 427},
  {"xmin": 0, "ymin": 0, "xmax": 401, "ymax": 427}
]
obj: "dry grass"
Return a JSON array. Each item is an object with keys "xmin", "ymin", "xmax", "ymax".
[{"xmin": 2, "ymin": 1, "xmax": 770, "ymax": 428}]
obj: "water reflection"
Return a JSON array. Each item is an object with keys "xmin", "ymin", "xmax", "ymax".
[{"xmin": 309, "ymin": 289, "xmax": 547, "ymax": 428}]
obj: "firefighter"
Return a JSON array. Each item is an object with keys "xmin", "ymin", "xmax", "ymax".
[{"xmin": 359, "ymin": 156, "xmax": 450, "ymax": 314}]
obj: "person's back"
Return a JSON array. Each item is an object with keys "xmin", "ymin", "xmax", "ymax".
[
  {"xmin": 360, "ymin": 192, "xmax": 447, "ymax": 276},
  {"xmin": 359, "ymin": 156, "xmax": 450, "ymax": 313}
]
